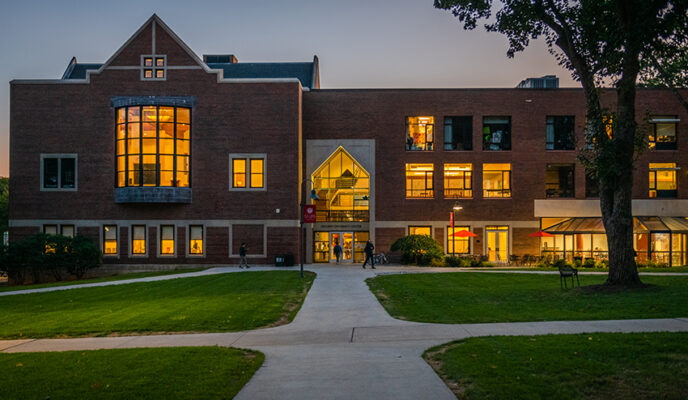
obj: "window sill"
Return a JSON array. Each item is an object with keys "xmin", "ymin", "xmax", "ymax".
[{"xmin": 115, "ymin": 187, "xmax": 192, "ymax": 203}]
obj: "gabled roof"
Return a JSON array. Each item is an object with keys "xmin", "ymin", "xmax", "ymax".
[{"xmin": 206, "ymin": 60, "xmax": 318, "ymax": 89}]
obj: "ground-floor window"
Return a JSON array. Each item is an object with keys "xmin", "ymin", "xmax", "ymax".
[
  {"xmin": 409, "ymin": 226, "xmax": 432, "ymax": 236},
  {"xmin": 131, "ymin": 225, "xmax": 147, "ymax": 255},
  {"xmin": 189, "ymin": 225, "xmax": 204, "ymax": 255},
  {"xmin": 313, "ymin": 231, "xmax": 368, "ymax": 263},
  {"xmin": 485, "ymin": 225, "xmax": 509, "ymax": 262},
  {"xmin": 541, "ymin": 233, "xmax": 608, "ymax": 260},
  {"xmin": 160, "ymin": 225, "xmax": 175, "ymax": 255},
  {"xmin": 103, "ymin": 225, "xmax": 118, "ymax": 255},
  {"xmin": 447, "ymin": 226, "xmax": 470, "ymax": 255}
]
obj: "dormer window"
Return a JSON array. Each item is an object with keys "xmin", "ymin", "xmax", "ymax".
[{"xmin": 141, "ymin": 55, "xmax": 166, "ymax": 80}]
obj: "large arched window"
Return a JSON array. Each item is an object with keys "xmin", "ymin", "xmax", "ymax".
[
  {"xmin": 116, "ymin": 106, "xmax": 190, "ymax": 187},
  {"xmin": 312, "ymin": 147, "xmax": 369, "ymax": 222}
]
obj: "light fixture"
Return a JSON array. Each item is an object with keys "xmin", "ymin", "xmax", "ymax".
[{"xmin": 453, "ymin": 202, "xmax": 463, "ymax": 211}]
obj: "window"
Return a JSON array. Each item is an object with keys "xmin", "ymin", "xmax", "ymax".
[
  {"xmin": 103, "ymin": 225, "xmax": 118, "ymax": 255},
  {"xmin": 649, "ymin": 116, "xmax": 678, "ymax": 150},
  {"xmin": 141, "ymin": 55, "xmax": 166, "ymax": 80},
  {"xmin": 131, "ymin": 225, "xmax": 146, "ymax": 255},
  {"xmin": 444, "ymin": 163, "xmax": 472, "ymax": 198},
  {"xmin": 116, "ymin": 106, "xmax": 190, "ymax": 188},
  {"xmin": 409, "ymin": 226, "xmax": 432, "ymax": 236},
  {"xmin": 41, "ymin": 155, "xmax": 77, "ymax": 190},
  {"xmin": 649, "ymin": 163, "xmax": 678, "ymax": 198},
  {"xmin": 444, "ymin": 117, "xmax": 472, "ymax": 150},
  {"xmin": 43, "ymin": 225, "xmax": 57, "ymax": 235},
  {"xmin": 229, "ymin": 155, "xmax": 267, "ymax": 190},
  {"xmin": 585, "ymin": 170, "xmax": 599, "ymax": 198},
  {"xmin": 406, "ymin": 163, "xmax": 434, "ymax": 198},
  {"xmin": 546, "ymin": 116, "xmax": 575, "ymax": 150},
  {"xmin": 61, "ymin": 225, "xmax": 75, "ymax": 237},
  {"xmin": 312, "ymin": 147, "xmax": 369, "ymax": 222},
  {"xmin": 160, "ymin": 225, "xmax": 175, "ymax": 255},
  {"xmin": 545, "ymin": 164, "xmax": 575, "ymax": 198},
  {"xmin": 482, "ymin": 117, "xmax": 511, "ymax": 151},
  {"xmin": 483, "ymin": 164, "xmax": 511, "ymax": 198},
  {"xmin": 189, "ymin": 225, "xmax": 204, "ymax": 255},
  {"xmin": 448, "ymin": 226, "xmax": 471, "ymax": 255},
  {"xmin": 406, "ymin": 116, "xmax": 434, "ymax": 151}
]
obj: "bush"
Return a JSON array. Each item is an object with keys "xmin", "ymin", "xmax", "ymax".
[
  {"xmin": 429, "ymin": 258, "xmax": 446, "ymax": 268},
  {"xmin": 582, "ymin": 258, "xmax": 596, "ymax": 268},
  {"xmin": 444, "ymin": 256, "xmax": 463, "ymax": 268},
  {"xmin": 390, "ymin": 235, "xmax": 444, "ymax": 266},
  {"xmin": 595, "ymin": 259, "xmax": 609, "ymax": 269},
  {"xmin": 0, "ymin": 234, "xmax": 102, "ymax": 285}
]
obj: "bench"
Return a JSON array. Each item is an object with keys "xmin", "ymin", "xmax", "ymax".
[{"xmin": 558, "ymin": 265, "xmax": 579, "ymax": 288}]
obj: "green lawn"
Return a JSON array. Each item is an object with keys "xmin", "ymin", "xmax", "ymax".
[
  {"xmin": 490, "ymin": 266, "xmax": 688, "ymax": 273},
  {"xmin": 0, "ymin": 346, "xmax": 263, "ymax": 400},
  {"xmin": 0, "ymin": 271, "xmax": 314, "ymax": 338},
  {"xmin": 0, "ymin": 267, "xmax": 206, "ymax": 292},
  {"xmin": 367, "ymin": 272, "xmax": 688, "ymax": 323},
  {"xmin": 424, "ymin": 332, "xmax": 688, "ymax": 400}
]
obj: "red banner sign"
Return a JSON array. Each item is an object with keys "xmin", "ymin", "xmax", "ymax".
[
  {"xmin": 303, "ymin": 205, "xmax": 317, "ymax": 223},
  {"xmin": 450, "ymin": 212, "xmax": 454, "ymax": 228}
]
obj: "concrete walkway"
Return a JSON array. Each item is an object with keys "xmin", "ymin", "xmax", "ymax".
[{"xmin": 1, "ymin": 265, "xmax": 688, "ymax": 399}]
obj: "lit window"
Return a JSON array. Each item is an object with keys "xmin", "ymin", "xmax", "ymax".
[
  {"xmin": 444, "ymin": 116, "xmax": 472, "ymax": 151},
  {"xmin": 546, "ymin": 116, "xmax": 575, "ymax": 150},
  {"xmin": 141, "ymin": 55, "xmax": 166, "ymax": 80},
  {"xmin": 312, "ymin": 147, "xmax": 369, "ymax": 222},
  {"xmin": 545, "ymin": 164, "xmax": 575, "ymax": 198},
  {"xmin": 189, "ymin": 225, "xmax": 204, "ymax": 255},
  {"xmin": 483, "ymin": 163, "xmax": 511, "ymax": 198},
  {"xmin": 406, "ymin": 163, "xmax": 434, "ymax": 198},
  {"xmin": 483, "ymin": 117, "xmax": 511, "ymax": 151},
  {"xmin": 406, "ymin": 116, "xmax": 434, "ymax": 151},
  {"xmin": 43, "ymin": 225, "xmax": 57, "ymax": 235},
  {"xmin": 409, "ymin": 226, "xmax": 432, "ymax": 236},
  {"xmin": 444, "ymin": 163, "xmax": 472, "ymax": 198},
  {"xmin": 116, "ymin": 106, "xmax": 190, "ymax": 188},
  {"xmin": 649, "ymin": 116, "xmax": 678, "ymax": 150},
  {"xmin": 448, "ymin": 226, "xmax": 471, "ymax": 255},
  {"xmin": 649, "ymin": 163, "xmax": 677, "ymax": 198},
  {"xmin": 132, "ymin": 225, "xmax": 146, "ymax": 255},
  {"xmin": 61, "ymin": 225, "xmax": 75, "ymax": 238},
  {"xmin": 160, "ymin": 225, "xmax": 175, "ymax": 255},
  {"xmin": 103, "ymin": 225, "xmax": 118, "ymax": 255},
  {"xmin": 229, "ymin": 155, "xmax": 266, "ymax": 190},
  {"xmin": 42, "ymin": 155, "xmax": 77, "ymax": 190}
]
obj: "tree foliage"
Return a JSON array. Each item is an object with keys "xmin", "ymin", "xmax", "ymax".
[
  {"xmin": 391, "ymin": 235, "xmax": 444, "ymax": 265},
  {"xmin": 0, "ymin": 177, "xmax": 8, "ymax": 235},
  {"xmin": 434, "ymin": 0, "xmax": 688, "ymax": 286}
]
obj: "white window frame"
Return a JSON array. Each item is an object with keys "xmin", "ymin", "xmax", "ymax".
[
  {"xmin": 101, "ymin": 224, "xmax": 119, "ymax": 258},
  {"xmin": 40, "ymin": 154, "xmax": 78, "ymax": 191},
  {"xmin": 140, "ymin": 54, "xmax": 167, "ymax": 81},
  {"xmin": 228, "ymin": 153, "xmax": 267, "ymax": 191},
  {"xmin": 159, "ymin": 224, "xmax": 177, "ymax": 257},
  {"xmin": 187, "ymin": 224, "xmax": 206, "ymax": 257},
  {"xmin": 42, "ymin": 224, "xmax": 77, "ymax": 237},
  {"xmin": 130, "ymin": 224, "xmax": 148, "ymax": 257}
]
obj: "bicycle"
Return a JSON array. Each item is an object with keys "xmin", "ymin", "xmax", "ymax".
[{"xmin": 372, "ymin": 252, "xmax": 389, "ymax": 265}]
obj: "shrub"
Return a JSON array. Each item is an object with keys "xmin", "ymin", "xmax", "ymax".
[
  {"xmin": 595, "ymin": 259, "xmax": 609, "ymax": 269},
  {"xmin": 444, "ymin": 256, "xmax": 463, "ymax": 268},
  {"xmin": 67, "ymin": 235, "xmax": 102, "ymax": 279},
  {"xmin": 390, "ymin": 235, "xmax": 444, "ymax": 266},
  {"xmin": 429, "ymin": 257, "xmax": 446, "ymax": 268},
  {"xmin": 552, "ymin": 258, "xmax": 569, "ymax": 268},
  {"xmin": 582, "ymin": 258, "xmax": 596, "ymax": 268}
]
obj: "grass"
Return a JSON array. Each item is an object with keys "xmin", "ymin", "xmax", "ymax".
[
  {"xmin": 0, "ymin": 270, "xmax": 315, "ymax": 339},
  {"xmin": 424, "ymin": 332, "xmax": 688, "ymax": 400},
  {"xmin": 367, "ymin": 272, "xmax": 688, "ymax": 323},
  {"xmin": 0, "ymin": 267, "xmax": 206, "ymax": 292},
  {"xmin": 0, "ymin": 346, "xmax": 263, "ymax": 400},
  {"xmin": 489, "ymin": 266, "xmax": 688, "ymax": 273}
]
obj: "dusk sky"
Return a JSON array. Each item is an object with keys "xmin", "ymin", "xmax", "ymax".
[{"xmin": 0, "ymin": 0, "xmax": 580, "ymax": 177}]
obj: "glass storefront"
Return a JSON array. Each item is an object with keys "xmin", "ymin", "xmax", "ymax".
[{"xmin": 313, "ymin": 231, "xmax": 369, "ymax": 263}]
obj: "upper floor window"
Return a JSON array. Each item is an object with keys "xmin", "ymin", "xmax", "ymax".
[
  {"xmin": 649, "ymin": 163, "xmax": 678, "ymax": 198},
  {"xmin": 444, "ymin": 116, "xmax": 472, "ymax": 151},
  {"xmin": 312, "ymin": 147, "xmax": 369, "ymax": 222},
  {"xmin": 649, "ymin": 116, "xmax": 678, "ymax": 150},
  {"xmin": 546, "ymin": 116, "xmax": 575, "ymax": 150},
  {"xmin": 546, "ymin": 164, "xmax": 575, "ymax": 198},
  {"xmin": 141, "ymin": 55, "xmax": 166, "ymax": 80},
  {"xmin": 483, "ymin": 163, "xmax": 511, "ymax": 198},
  {"xmin": 230, "ymin": 156, "xmax": 266, "ymax": 190},
  {"xmin": 406, "ymin": 116, "xmax": 434, "ymax": 151},
  {"xmin": 116, "ymin": 106, "xmax": 190, "ymax": 188},
  {"xmin": 444, "ymin": 163, "xmax": 472, "ymax": 198},
  {"xmin": 41, "ymin": 154, "xmax": 77, "ymax": 190},
  {"xmin": 482, "ymin": 117, "xmax": 511, "ymax": 151},
  {"xmin": 406, "ymin": 163, "xmax": 434, "ymax": 198}
]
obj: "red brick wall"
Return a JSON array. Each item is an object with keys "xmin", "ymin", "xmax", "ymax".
[
  {"xmin": 231, "ymin": 224, "xmax": 264, "ymax": 255},
  {"xmin": 375, "ymin": 227, "xmax": 405, "ymax": 253},
  {"xmin": 512, "ymin": 228, "xmax": 540, "ymax": 258}
]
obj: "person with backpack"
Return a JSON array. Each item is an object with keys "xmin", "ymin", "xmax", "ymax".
[
  {"xmin": 362, "ymin": 239, "xmax": 375, "ymax": 269},
  {"xmin": 333, "ymin": 240, "xmax": 343, "ymax": 264},
  {"xmin": 239, "ymin": 242, "xmax": 250, "ymax": 269}
]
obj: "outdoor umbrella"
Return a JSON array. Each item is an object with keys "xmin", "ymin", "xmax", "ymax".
[
  {"xmin": 449, "ymin": 230, "xmax": 478, "ymax": 237},
  {"xmin": 528, "ymin": 230, "xmax": 554, "ymax": 237}
]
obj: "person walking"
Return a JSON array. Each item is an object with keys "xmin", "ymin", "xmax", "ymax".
[
  {"xmin": 239, "ymin": 242, "xmax": 250, "ymax": 269},
  {"xmin": 333, "ymin": 240, "xmax": 343, "ymax": 264},
  {"xmin": 362, "ymin": 239, "xmax": 375, "ymax": 269}
]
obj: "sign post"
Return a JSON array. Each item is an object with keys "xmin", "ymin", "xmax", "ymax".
[{"xmin": 303, "ymin": 205, "xmax": 316, "ymax": 224}]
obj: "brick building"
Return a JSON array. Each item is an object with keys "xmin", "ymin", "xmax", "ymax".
[{"xmin": 9, "ymin": 15, "xmax": 688, "ymax": 267}]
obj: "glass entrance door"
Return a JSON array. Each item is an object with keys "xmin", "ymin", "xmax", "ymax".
[
  {"xmin": 486, "ymin": 226, "xmax": 509, "ymax": 262},
  {"xmin": 330, "ymin": 232, "xmax": 353, "ymax": 262}
]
